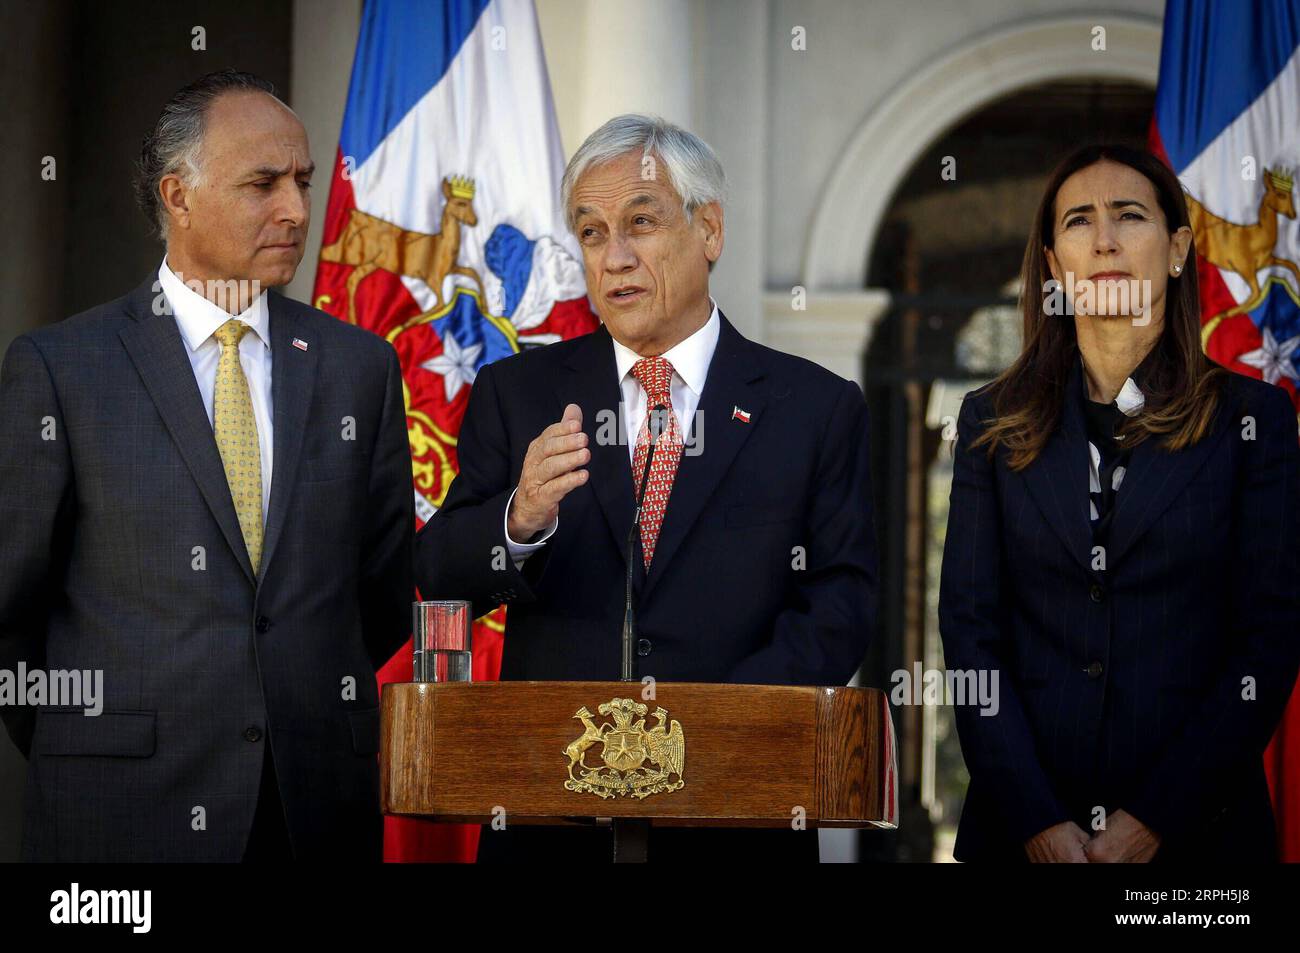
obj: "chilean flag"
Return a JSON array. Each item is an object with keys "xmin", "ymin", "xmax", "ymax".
[
  {"xmin": 1149, "ymin": 0, "xmax": 1300, "ymax": 861},
  {"xmin": 311, "ymin": 0, "xmax": 598, "ymax": 862}
]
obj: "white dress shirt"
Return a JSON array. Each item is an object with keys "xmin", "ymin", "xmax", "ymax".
[
  {"xmin": 505, "ymin": 299, "xmax": 722, "ymax": 565},
  {"xmin": 158, "ymin": 258, "xmax": 274, "ymax": 520}
]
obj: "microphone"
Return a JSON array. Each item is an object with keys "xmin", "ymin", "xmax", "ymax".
[{"xmin": 621, "ymin": 403, "xmax": 667, "ymax": 681}]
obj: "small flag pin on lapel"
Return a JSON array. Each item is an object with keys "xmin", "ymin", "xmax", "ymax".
[
  {"xmin": 292, "ymin": 338, "xmax": 309, "ymax": 351},
  {"xmin": 732, "ymin": 405, "xmax": 751, "ymax": 424}
]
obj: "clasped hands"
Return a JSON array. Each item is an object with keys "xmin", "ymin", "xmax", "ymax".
[{"xmin": 1025, "ymin": 810, "xmax": 1160, "ymax": 863}]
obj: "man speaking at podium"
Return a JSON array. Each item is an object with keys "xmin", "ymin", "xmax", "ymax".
[{"xmin": 416, "ymin": 115, "xmax": 877, "ymax": 863}]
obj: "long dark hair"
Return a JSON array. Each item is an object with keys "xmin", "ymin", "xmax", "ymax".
[{"xmin": 971, "ymin": 144, "xmax": 1226, "ymax": 470}]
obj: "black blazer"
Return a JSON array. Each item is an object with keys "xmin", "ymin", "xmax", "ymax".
[
  {"xmin": 939, "ymin": 356, "xmax": 1300, "ymax": 862},
  {"xmin": 415, "ymin": 312, "xmax": 877, "ymax": 688},
  {"xmin": 0, "ymin": 276, "xmax": 414, "ymax": 861}
]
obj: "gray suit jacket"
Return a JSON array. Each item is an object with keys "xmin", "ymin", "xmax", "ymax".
[{"xmin": 0, "ymin": 275, "xmax": 414, "ymax": 861}]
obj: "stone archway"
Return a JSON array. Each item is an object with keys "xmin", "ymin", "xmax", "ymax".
[{"xmin": 803, "ymin": 14, "xmax": 1162, "ymax": 290}]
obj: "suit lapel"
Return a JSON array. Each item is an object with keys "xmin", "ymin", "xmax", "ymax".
[
  {"xmin": 258, "ymin": 294, "xmax": 318, "ymax": 580},
  {"xmin": 119, "ymin": 276, "xmax": 256, "ymax": 583},
  {"xmin": 1020, "ymin": 355, "xmax": 1235, "ymax": 573},
  {"xmin": 562, "ymin": 324, "xmax": 637, "ymax": 569},
  {"xmin": 641, "ymin": 313, "xmax": 764, "ymax": 602},
  {"xmin": 1105, "ymin": 394, "xmax": 1230, "ymax": 567},
  {"xmin": 1019, "ymin": 358, "xmax": 1095, "ymax": 574}
]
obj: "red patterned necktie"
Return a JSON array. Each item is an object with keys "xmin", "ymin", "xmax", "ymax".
[{"xmin": 630, "ymin": 356, "xmax": 684, "ymax": 570}]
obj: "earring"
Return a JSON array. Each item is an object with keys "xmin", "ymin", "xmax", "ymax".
[{"xmin": 1172, "ymin": 264, "xmax": 1182, "ymax": 274}]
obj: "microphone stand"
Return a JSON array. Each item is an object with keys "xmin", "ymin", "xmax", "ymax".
[
  {"xmin": 621, "ymin": 402, "xmax": 664, "ymax": 682},
  {"xmin": 614, "ymin": 401, "xmax": 665, "ymax": 863}
]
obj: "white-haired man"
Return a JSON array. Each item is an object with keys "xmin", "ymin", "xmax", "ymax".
[{"xmin": 416, "ymin": 114, "xmax": 877, "ymax": 863}]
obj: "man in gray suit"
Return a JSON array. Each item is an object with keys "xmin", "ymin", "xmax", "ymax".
[{"xmin": 0, "ymin": 70, "xmax": 413, "ymax": 861}]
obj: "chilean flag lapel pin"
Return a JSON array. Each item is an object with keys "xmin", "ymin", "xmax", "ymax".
[
  {"xmin": 292, "ymin": 337, "xmax": 309, "ymax": 351},
  {"xmin": 732, "ymin": 405, "xmax": 751, "ymax": 424}
]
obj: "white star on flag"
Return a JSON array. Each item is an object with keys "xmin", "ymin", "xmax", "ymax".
[
  {"xmin": 1237, "ymin": 326, "xmax": 1300, "ymax": 385},
  {"xmin": 420, "ymin": 330, "xmax": 483, "ymax": 401}
]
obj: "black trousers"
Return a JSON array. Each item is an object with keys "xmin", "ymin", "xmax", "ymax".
[
  {"xmin": 477, "ymin": 823, "xmax": 820, "ymax": 863},
  {"xmin": 241, "ymin": 747, "xmax": 293, "ymax": 862}
]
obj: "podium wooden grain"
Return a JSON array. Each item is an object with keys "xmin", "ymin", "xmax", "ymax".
[{"xmin": 381, "ymin": 681, "xmax": 898, "ymax": 829}]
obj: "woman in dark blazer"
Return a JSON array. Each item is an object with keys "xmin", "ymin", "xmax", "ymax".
[{"xmin": 939, "ymin": 144, "xmax": 1300, "ymax": 863}]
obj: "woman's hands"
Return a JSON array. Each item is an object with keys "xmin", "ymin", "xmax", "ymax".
[
  {"xmin": 1083, "ymin": 810, "xmax": 1161, "ymax": 863},
  {"xmin": 1025, "ymin": 821, "xmax": 1091, "ymax": 862},
  {"xmin": 1025, "ymin": 811, "xmax": 1161, "ymax": 862}
]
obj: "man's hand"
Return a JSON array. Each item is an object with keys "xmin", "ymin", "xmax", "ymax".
[
  {"xmin": 1024, "ymin": 821, "xmax": 1091, "ymax": 863},
  {"xmin": 1084, "ymin": 810, "xmax": 1160, "ymax": 863},
  {"xmin": 506, "ymin": 403, "xmax": 589, "ymax": 543}
]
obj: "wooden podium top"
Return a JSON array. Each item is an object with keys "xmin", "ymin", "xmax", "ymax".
[{"xmin": 381, "ymin": 681, "xmax": 897, "ymax": 829}]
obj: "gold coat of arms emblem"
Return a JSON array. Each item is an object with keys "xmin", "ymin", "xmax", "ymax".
[{"xmin": 564, "ymin": 698, "xmax": 685, "ymax": 799}]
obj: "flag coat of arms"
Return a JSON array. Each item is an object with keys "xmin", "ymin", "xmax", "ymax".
[
  {"xmin": 312, "ymin": 0, "xmax": 598, "ymax": 861},
  {"xmin": 1150, "ymin": 0, "xmax": 1300, "ymax": 861}
]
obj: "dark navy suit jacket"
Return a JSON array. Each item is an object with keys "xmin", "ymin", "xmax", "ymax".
[
  {"xmin": 0, "ymin": 276, "xmax": 414, "ymax": 861},
  {"xmin": 416, "ymin": 311, "xmax": 877, "ymax": 688},
  {"xmin": 940, "ymin": 356, "xmax": 1300, "ymax": 862}
]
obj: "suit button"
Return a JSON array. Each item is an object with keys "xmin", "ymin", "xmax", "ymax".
[
  {"xmin": 255, "ymin": 616, "xmax": 271, "ymax": 633},
  {"xmin": 244, "ymin": 726, "xmax": 263, "ymax": 742},
  {"xmin": 1086, "ymin": 662, "xmax": 1103, "ymax": 679},
  {"xmin": 1089, "ymin": 584, "xmax": 1105, "ymax": 603},
  {"xmin": 637, "ymin": 638, "xmax": 652, "ymax": 657}
]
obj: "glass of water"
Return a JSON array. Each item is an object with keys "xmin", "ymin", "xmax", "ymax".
[{"xmin": 412, "ymin": 600, "xmax": 472, "ymax": 682}]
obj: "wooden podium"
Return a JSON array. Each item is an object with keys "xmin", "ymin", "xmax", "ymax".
[{"xmin": 381, "ymin": 681, "xmax": 897, "ymax": 859}]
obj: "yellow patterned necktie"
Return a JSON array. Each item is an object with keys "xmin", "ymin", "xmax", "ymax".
[{"xmin": 212, "ymin": 319, "xmax": 264, "ymax": 574}]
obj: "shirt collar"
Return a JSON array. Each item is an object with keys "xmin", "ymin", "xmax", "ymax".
[
  {"xmin": 610, "ymin": 297, "xmax": 720, "ymax": 398},
  {"xmin": 1079, "ymin": 352, "xmax": 1146, "ymax": 417},
  {"xmin": 1115, "ymin": 376, "xmax": 1145, "ymax": 417},
  {"xmin": 159, "ymin": 257, "xmax": 270, "ymax": 353}
]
